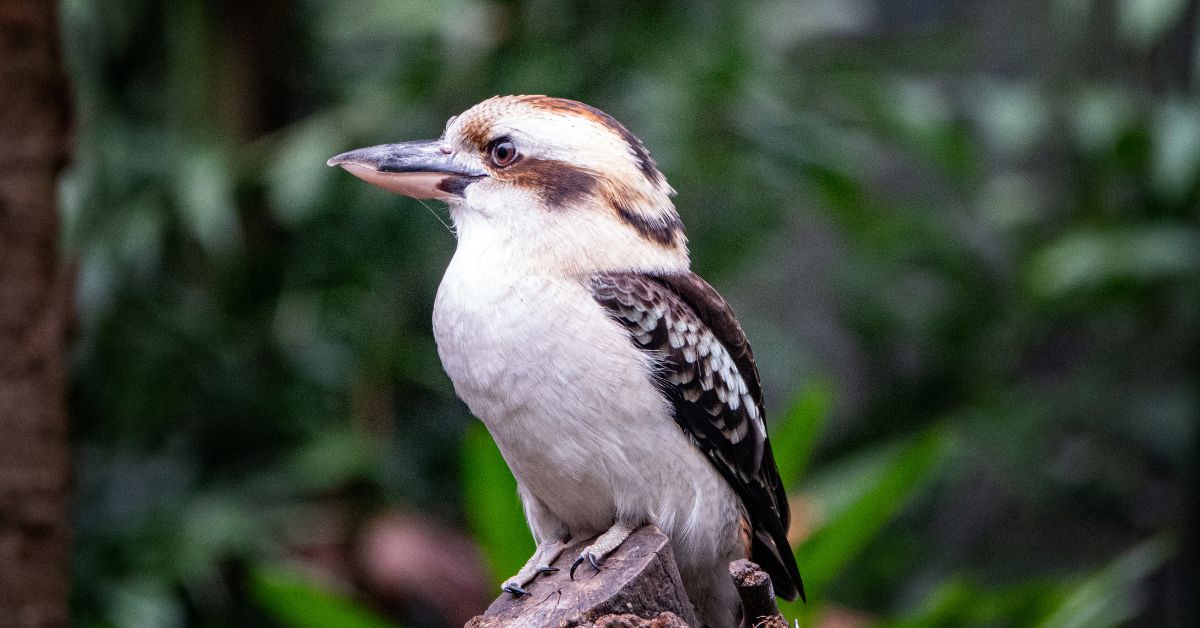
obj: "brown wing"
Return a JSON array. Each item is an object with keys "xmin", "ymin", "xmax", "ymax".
[{"xmin": 591, "ymin": 271, "xmax": 805, "ymax": 602}]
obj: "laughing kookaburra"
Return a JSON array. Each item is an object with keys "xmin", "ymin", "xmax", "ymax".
[{"xmin": 328, "ymin": 95, "xmax": 803, "ymax": 627}]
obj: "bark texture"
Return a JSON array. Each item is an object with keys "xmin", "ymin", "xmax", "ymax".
[
  {"xmin": 466, "ymin": 526, "xmax": 698, "ymax": 628},
  {"xmin": 0, "ymin": 0, "xmax": 73, "ymax": 626},
  {"xmin": 729, "ymin": 560, "xmax": 787, "ymax": 628}
]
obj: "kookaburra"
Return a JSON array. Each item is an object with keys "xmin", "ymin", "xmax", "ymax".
[{"xmin": 329, "ymin": 95, "xmax": 803, "ymax": 627}]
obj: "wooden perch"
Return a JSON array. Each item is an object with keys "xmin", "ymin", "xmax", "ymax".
[
  {"xmin": 729, "ymin": 560, "xmax": 787, "ymax": 628},
  {"xmin": 466, "ymin": 526, "xmax": 796, "ymax": 628},
  {"xmin": 466, "ymin": 525, "xmax": 697, "ymax": 627}
]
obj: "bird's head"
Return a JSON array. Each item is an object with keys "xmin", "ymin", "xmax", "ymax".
[{"xmin": 328, "ymin": 95, "xmax": 688, "ymax": 275}]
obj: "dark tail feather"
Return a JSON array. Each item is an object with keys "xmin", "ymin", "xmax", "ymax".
[{"xmin": 751, "ymin": 530, "xmax": 806, "ymax": 602}]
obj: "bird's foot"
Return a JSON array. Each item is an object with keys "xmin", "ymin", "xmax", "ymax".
[
  {"xmin": 501, "ymin": 582, "xmax": 529, "ymax": 596},
  {"xmin": 501, "ymin": 539, "xmax": 567, "ymax": 596},
  {"xmin": 568, "ymin": 521, "xmax": 635, "ymax": 580}
]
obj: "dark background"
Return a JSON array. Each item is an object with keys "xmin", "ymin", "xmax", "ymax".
[{"xmin": 59, "ymin": 0, "xmax": 1197, "ymax": 626}]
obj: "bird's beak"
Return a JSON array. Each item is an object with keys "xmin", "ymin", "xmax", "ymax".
[{"xmin": 327, "ymin": 140, "xmax": 486, "ymax": 200}]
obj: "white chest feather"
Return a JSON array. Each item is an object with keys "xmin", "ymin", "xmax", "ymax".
[
  {"xmin": 434, "ymin": 255, "xmax": 659, "ymax": 522},
  {"xmin": 431, "ymin": 236, "xmax": 737, "ymax": 537}
]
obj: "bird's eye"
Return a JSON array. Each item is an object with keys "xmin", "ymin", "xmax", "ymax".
[{"xmin": 489, "ymin": 139, "xmax": 518, "ymax": 167}]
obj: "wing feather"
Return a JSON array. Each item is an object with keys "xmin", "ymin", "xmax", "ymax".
[{"xmin": 591, "ymin": 271, "xmax": 805, "ymax": 602}]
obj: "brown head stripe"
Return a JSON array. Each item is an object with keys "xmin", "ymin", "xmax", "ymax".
[
  {"xmin": 516, "ymin": 96, "xmax": 662, "ymax": 184},
  {"xmin": 503, "ymin": 156, "xmax": 682, "ymax": 246},
  {"xmin": 610, "ymin": 200, "xmax": 682, "ymax": 247},
  {"xmin": 503, "ymin": 157, "xmax": 599, "ymax": 207},
  {"xmin": 459, "ymin": 114, "xmax": 493, "ymax": 150}
]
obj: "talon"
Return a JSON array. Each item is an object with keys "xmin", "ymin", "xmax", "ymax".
[
  {"xmin": 570, "ymin": 556, "xmax": 585, "ymax": 580},
  {"xmin": 537, "ymin": 565, "xmax": 559, "ymax": 574},
  {"xmin": 570, "ymin": 551, "xmax": 601, "ymax": 580},
  {"xmin": 502, "ymin": 583, "xmax": 529, "ymax": 596}
]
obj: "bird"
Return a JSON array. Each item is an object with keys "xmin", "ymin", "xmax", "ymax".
[{"xmin": 328, "ymin": 95, "xmax": 803, "ymax": 627}]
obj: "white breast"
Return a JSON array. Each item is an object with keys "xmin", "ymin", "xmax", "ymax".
[
  {"xmin": 430, "ymin": 205, "xmax": 748, "ymax": 626},
  {"xmin": 431, "ymin": 233, "xmax": 741, "ymax": 540},
  {"xmin": 434, "ymin": 254, "xmax": 649, "ymax": 522}
]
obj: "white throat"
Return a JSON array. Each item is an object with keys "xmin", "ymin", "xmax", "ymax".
[{"xmin": 446, "ymin": 191, "xmax": 690, "ymax": 279}]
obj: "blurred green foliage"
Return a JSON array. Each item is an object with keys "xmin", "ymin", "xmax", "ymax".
[
  {"xmin": 251, "ymin": 566, "xmax": 399, "ymax": 628},
  {"xmin": 462, "ymin": 423, "xmax": 534, "ymax": 584},
  {"xmin": 59, "ymin": 0, "xmax": 1196, "ymax": 626}
]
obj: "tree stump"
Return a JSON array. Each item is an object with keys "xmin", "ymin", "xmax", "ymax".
[{"xmin": 466, "ymin": 525, "xmax": 698, "ymax": 628}]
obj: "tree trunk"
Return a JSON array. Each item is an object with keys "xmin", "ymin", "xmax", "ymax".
[{"xmin": 0, "ymin": 0, "xmax": 74, "ymax": 626}]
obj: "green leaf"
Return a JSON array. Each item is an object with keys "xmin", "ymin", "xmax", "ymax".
[
  {"xmin": 888, "ymin": 572, "xmax": 1078, "ymax": 628},
  {"xmin": 285, "ymin": 429, "xmax": 381, "ymax": 493},
  {"xmin": 250, "ymin": 565, "xmax": 399, "ymax": 628},
  {"xmin": 1028, "ymin": 226, "xmax": 1200, "ymax": 297},
  {"xmin": 1152, "ymin": 99, "xmax": 1200, "ymax": 201},
  {"xmin": 267, "ymin": 118, "xmax": 344, "ymax": 227},
  {"xmin": 889, "ymin": 537, "xmax": 1175, "ymax": 627},
  {"xmin": 770, "ymin": 378, "xmax": 834, "ymax": 484},
  {"xmin": 785, "ymin": 427, "xmax": 947, "ymax": 612},
  {"xmin": 461, "ymin": 422, "xmax": 534, "ymax": 584},
  {"xmin": 1038, "ymin": 537, "xmax": 1175, "ymax": 628},
  {"xmin": 174, "ymin": 146, "xmax": 242, "ymax": 257},
  {"xmin": 1118, "ymin": 0, "xmax": 1189, "ymax": 49}
]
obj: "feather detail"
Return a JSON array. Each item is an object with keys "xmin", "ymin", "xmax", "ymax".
[{"xmin": 590, "ymin": 271, "xmax": 805, "ymax": 602}]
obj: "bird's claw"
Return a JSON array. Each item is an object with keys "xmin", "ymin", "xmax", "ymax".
[
  {"xmin": 502, "ymin": 582, "xmax": 529, "ymax": 596},
  {"xmin": 537, "ymin": 565, "xmax": 559, "ymax": 574},
  {"xmin": 569, "ymin": 551, "xmax": 602, "ymax": 580}
]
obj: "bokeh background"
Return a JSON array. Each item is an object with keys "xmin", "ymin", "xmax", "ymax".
[{"xmin": 59, "ymin": 0, "xmax": 1197, "ymax": 626}]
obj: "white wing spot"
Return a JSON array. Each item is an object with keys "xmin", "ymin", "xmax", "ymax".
[{"xmin": 727, "ymin": 419, "xmax": 749, "ymax": 444}]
